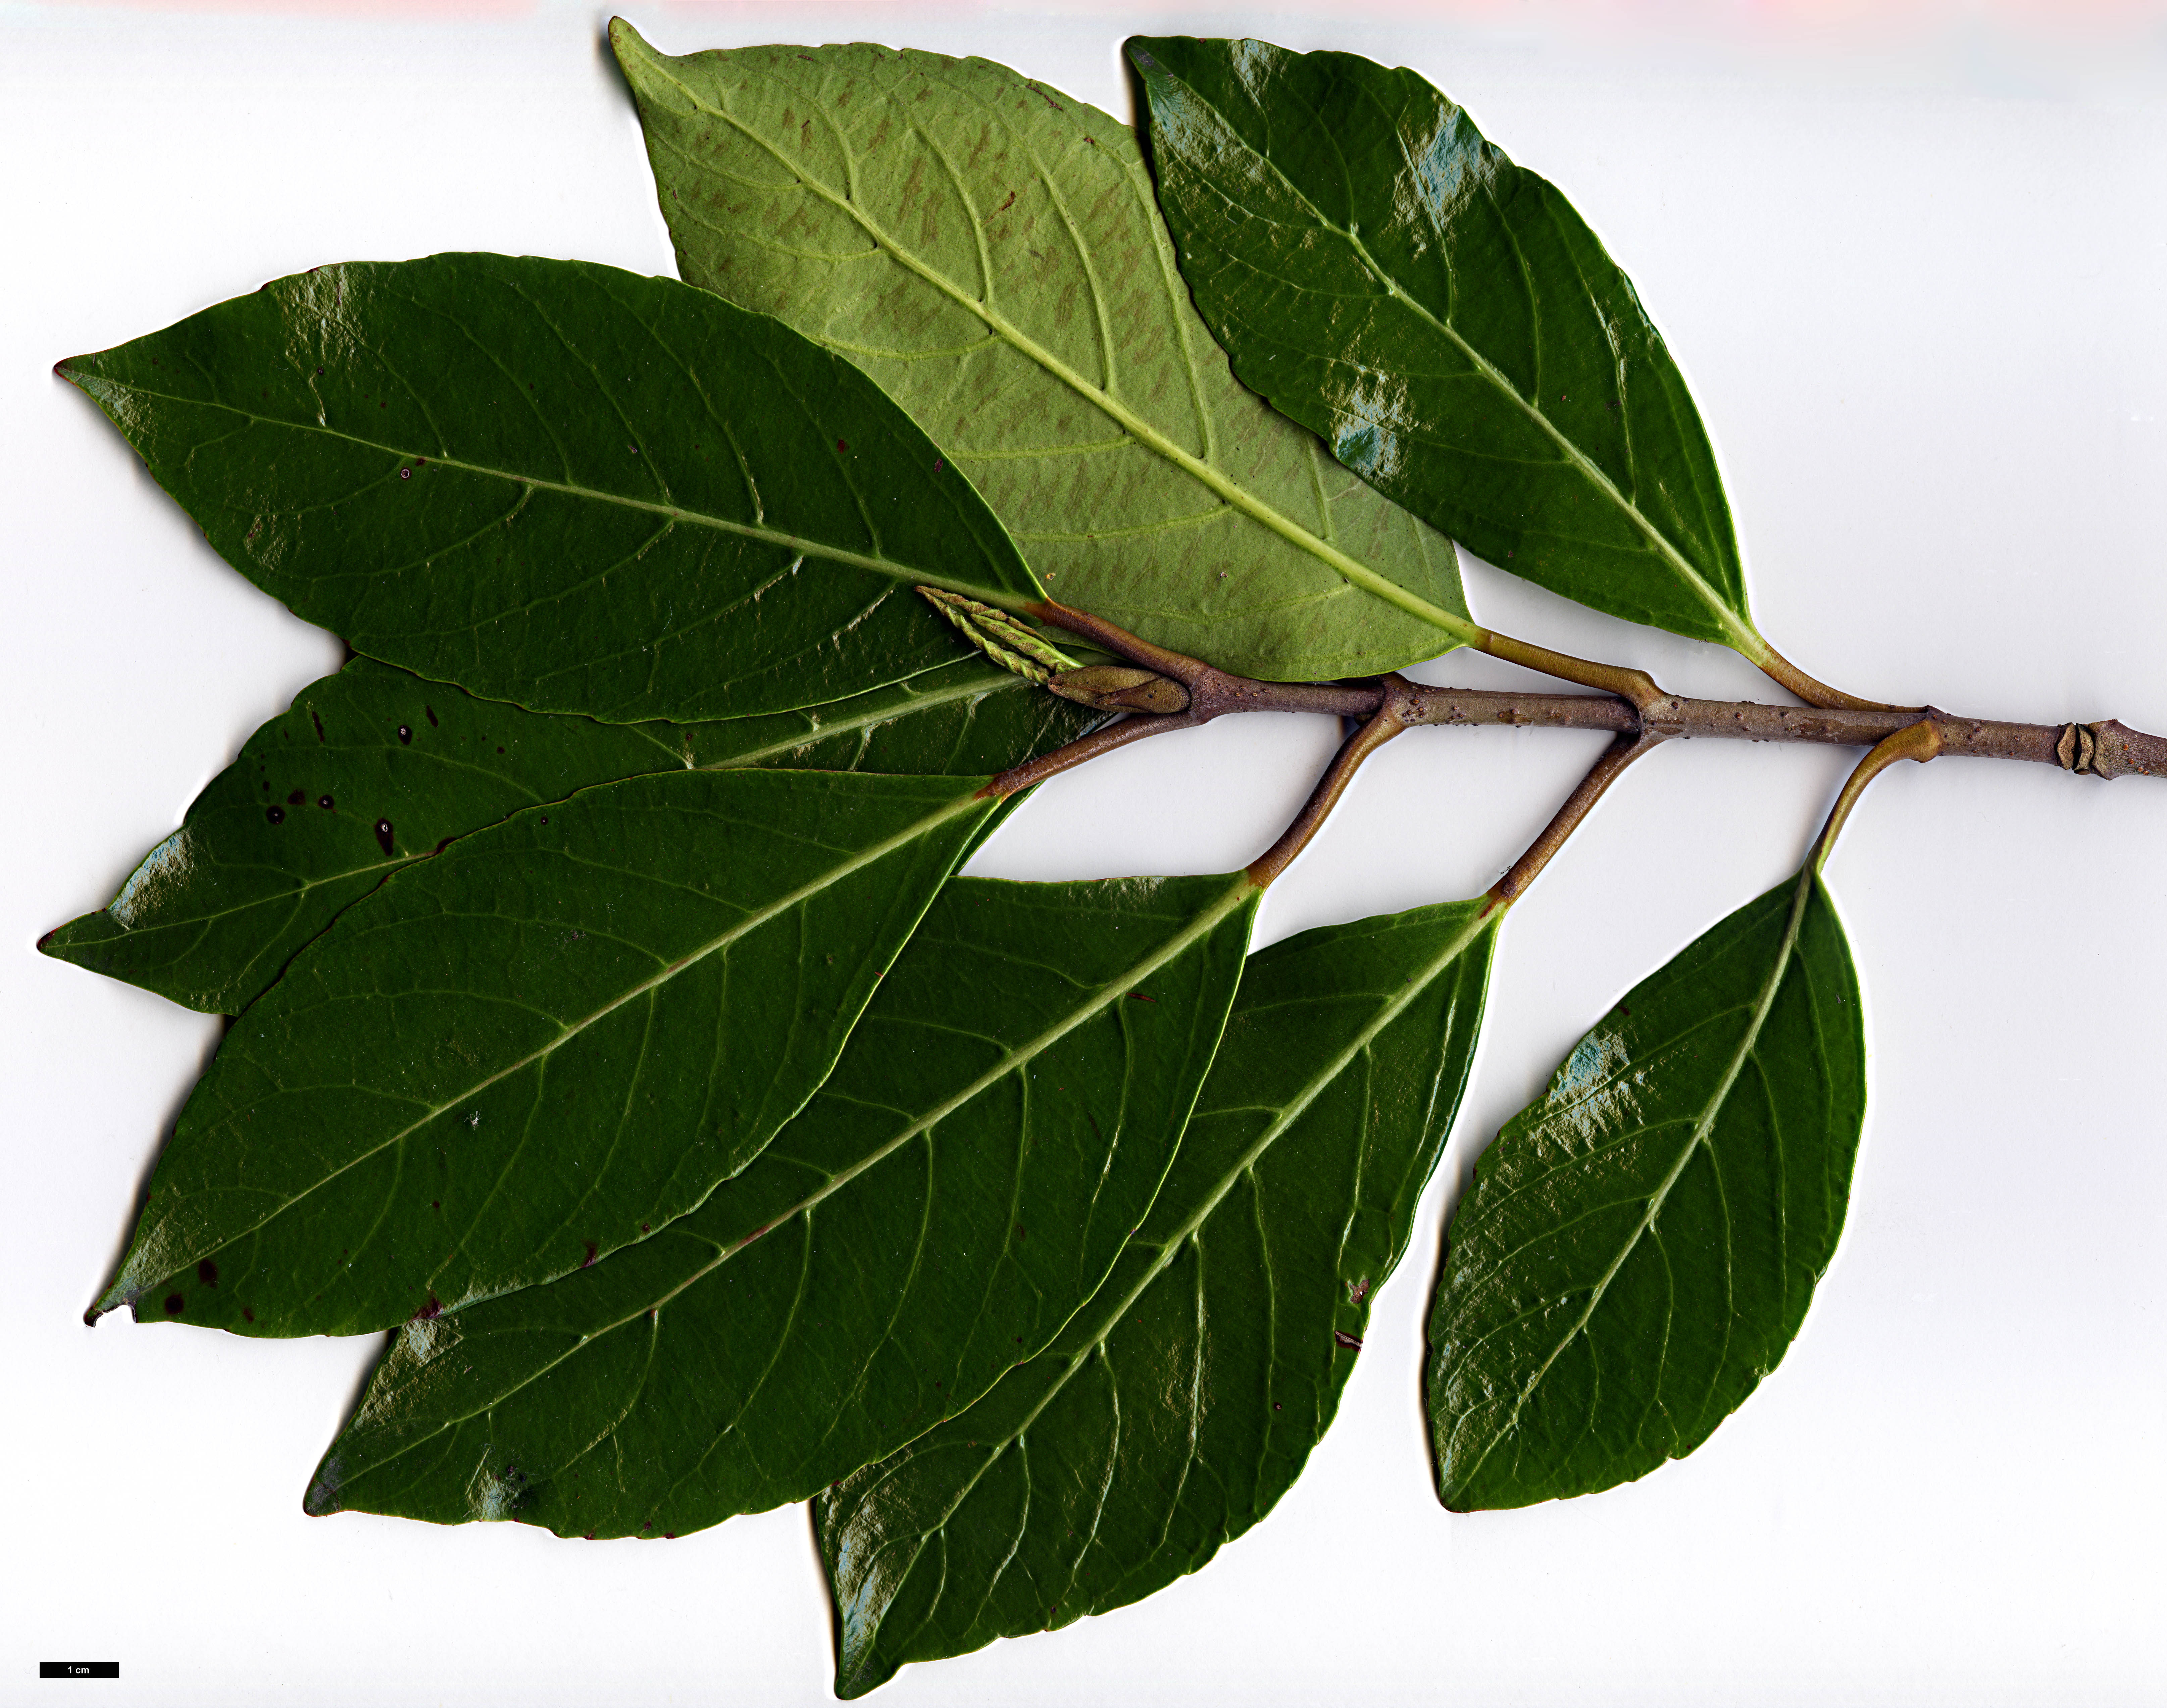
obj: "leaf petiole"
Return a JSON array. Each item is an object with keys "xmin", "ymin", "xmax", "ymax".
[{"xmin": 1807, "ymin": 714, "xmax": 1947, "ymax": 874}]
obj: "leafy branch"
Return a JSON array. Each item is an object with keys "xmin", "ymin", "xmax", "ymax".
[{"xmin": 34, "ymin": 19, "xmax": 2165, "ymax": 1702}]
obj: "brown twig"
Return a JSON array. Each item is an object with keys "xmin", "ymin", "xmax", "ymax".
[
  {"xmin": 987, "ymin": 604, "xmax": 1383, "ymax": 798},
  {"xmin": 1394, "ymin": 687, "xmax": 2167, "ymax": 778},
  {"xmin": 991, "ymin": 600, "xmax": 2167, "ymax": 797}
]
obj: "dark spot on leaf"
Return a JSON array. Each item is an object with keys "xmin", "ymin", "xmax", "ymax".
[
  {"xmin": 415, "ymin": 1295, "xmax": 442, "ymax": 1321},
  {"xmin": 496, "ymin": 746, "xmax": 506, "ymax": 755},
  {"xmin": 1273, "ymin": 1401, "xmax": 1282, "ymax": 1411},
  {"xmin": 641, "ymin": 1223, "xmax": 651, "ymax": 1234},
  {"xmin": 538, "ymin": 816, "xmax": 548, "ymax": 826},
  {"xmin": 836, "ymin": 439, "xmax": 848, "ymax": 453},
  {"xmin": 288, "ymin": 789, "xmax": 305, "ymax": 806},
  {"xmin": 583, "ymin": 1241, "xmax": 598, "ymax": 1268},
  {"xmin": 374, "ymin": 818, "xmax": 394, "ymax": 856},
  {"xmin": 933, "ymin": 457, "xmax": 943, "ymax": 473},
  {"xmin": 1014, "ymin": 1224, "xmax": 1026, "ymax": 1241},
  {"xmin": 396, "ymin": 724, "xmax": 411, "ymax": 745},
  {"xmin": 1333, "ymin": 1329, "xmax": 1363, "ymax": 1350},
  {"xmin": 197, "ymin": 1259, "xmax": 219, "ymax": 1287},
  {"xmin": 431, "ymin": 1200, "xmax": 440, "ymax": 1210},
  {"xmin": 242, "ymin": 1307, "xmax": 255, "ymax": 1323},
  {"xmin": 163, "ymin": 1293, "xmax": 185, "ymax": 1316},
  {"xmin": 318, "ymin": 794, "xmax": 335, "ymax": 810},
  {"xmin": 311, "ymin": 709, "xmax": 326, "ymax": 743},
  {"xmin": 664, "ymin": 1532, "xmax": 677, "ymax": 1540},
  {"xmin": 265, "ymin": 805, "xmax": 285, "ymax": 825},
  {"xmin": 1128, "ymin": 991, "xmax": 1157, "ymax": 1003},
  {"xmin": 399, "ymin": 467, "xmax": 411, "ymax": 480},
  {"xmin": 424, "ymin": 704, "xmax": 439, "ymax": 727}
]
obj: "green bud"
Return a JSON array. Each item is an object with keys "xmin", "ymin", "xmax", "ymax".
[
  {"xmin": 916, "ymin": 587, "xmax": 1080, "ymax": 684},
  {"xmin": 1047, "ymin": 665, "xmax": 1191, "ymax": 715}
]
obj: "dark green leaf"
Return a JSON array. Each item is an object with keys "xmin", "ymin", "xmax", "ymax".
[
  {"xmin": 95, "ymin": 769, "xmax": 1000, "ymax": 1336},
  {"xmin": 817, "ymin": 898, "xmax": 1496, "ymax": 1696},
  {"xmin": 41, "ymin": 655, "xmax": 1099, "ymax": 1015},
  {"xmin": 1128, "ymin": 37, "xmax": 1762, "ymax": 656},
  {"xmin": 305, "ymin": 872, "xmax": 1260, "ymax": 1535},
  {"xmin": 60, "ymin": 253, "xmax": 1042, "ymax": 722},
  {"xmin": 1428, "ymin": 868, "xmax": 1865, "ymax": 1511},
  {"xmin": 612, "ymin": 24, "xmax": 1474, "ymax": 681}
]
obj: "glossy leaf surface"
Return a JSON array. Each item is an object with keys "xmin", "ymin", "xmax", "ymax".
[
  {"xmin": 307, "ymin": 872, "xmax": 1260, "ymax": 1536},
  {"xmin": 613, "ymin": 24, "xmax": 1472, "ymax": 680},
  {"xmin": 1428, "ymin": 870, "xmax": 1865, "ymax": 1510},
  {"xmin": 818, "ymin": 899, "xmax": 1496, "ymax": 1696},
  {"xmin": 1130, "ymin": 37, "xmax": 1757, "ymax": 653},
  {"xmin": 41, "ymin": 655, "xmax": 1097, "ymax": 1015},
  {"xmin": 60, "ymin": 253, "xmax": 1041, "ymax": 722},
  {"xmin": 97, "ymin": 770, "xmax": 997, "ymax": 1336}
]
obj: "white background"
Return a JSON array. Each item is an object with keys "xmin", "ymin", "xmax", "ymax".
[{"xmin": 5, "ymin": 1, "xmax": 2166, "ymax": 1703}]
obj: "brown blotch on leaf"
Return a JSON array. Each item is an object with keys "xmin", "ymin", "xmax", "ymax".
[
  {"xmin": 197, "ymin": 1259, "xmax": 219, "ymax": 1287},
  {"xmin": 163, "ymin": 1293, "xmax": 185, "ymax": 1316}
]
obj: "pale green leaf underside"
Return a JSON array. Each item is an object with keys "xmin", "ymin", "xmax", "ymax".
[{"xmin": 612, "ymin": 22, "xmax": 1474, "ymax": 680}]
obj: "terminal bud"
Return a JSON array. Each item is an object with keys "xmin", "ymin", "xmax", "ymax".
[{"xmin": 1047, "ymin": 665, "xmax": 1191, "ymax": 715}]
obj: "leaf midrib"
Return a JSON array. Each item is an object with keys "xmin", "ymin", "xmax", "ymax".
[
  {"xmin": 342, "ymin": 874, "xmax": 1261, "ymax": 1474},
  {"xmin": 69, "ymin": 374, "xmax": 1023, "ymax": 608},
  {"xmin": 1446, "ymin": 868, "xmax": 1812, "ymax": 1497},
  {"xmin": 1154, "ymin": 63, "xmax": 1754, "ymax": 652},
  {"xmin": 106, "ymin": 786, "xmax": 990, "ymax": 1311},
  {"xmin": 623, "ymin": 42, "xmax": 1480, "ymax": 650},
  {"xmin": 844, "ymin": 904, "xmax": 1496, "ymax": 1605}
]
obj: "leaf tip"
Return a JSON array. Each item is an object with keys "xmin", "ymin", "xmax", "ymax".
[
  {"xmin": 82, "ymin": 1280, "xmax": 131, "ymax": 1328},
  {"xmin": 607, "ymin": 14, "xmax": 655, "ymax": 73},
  {"xmin": 303, "ymin": 1459, "xmax": 344, "ymax": 1517}
]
